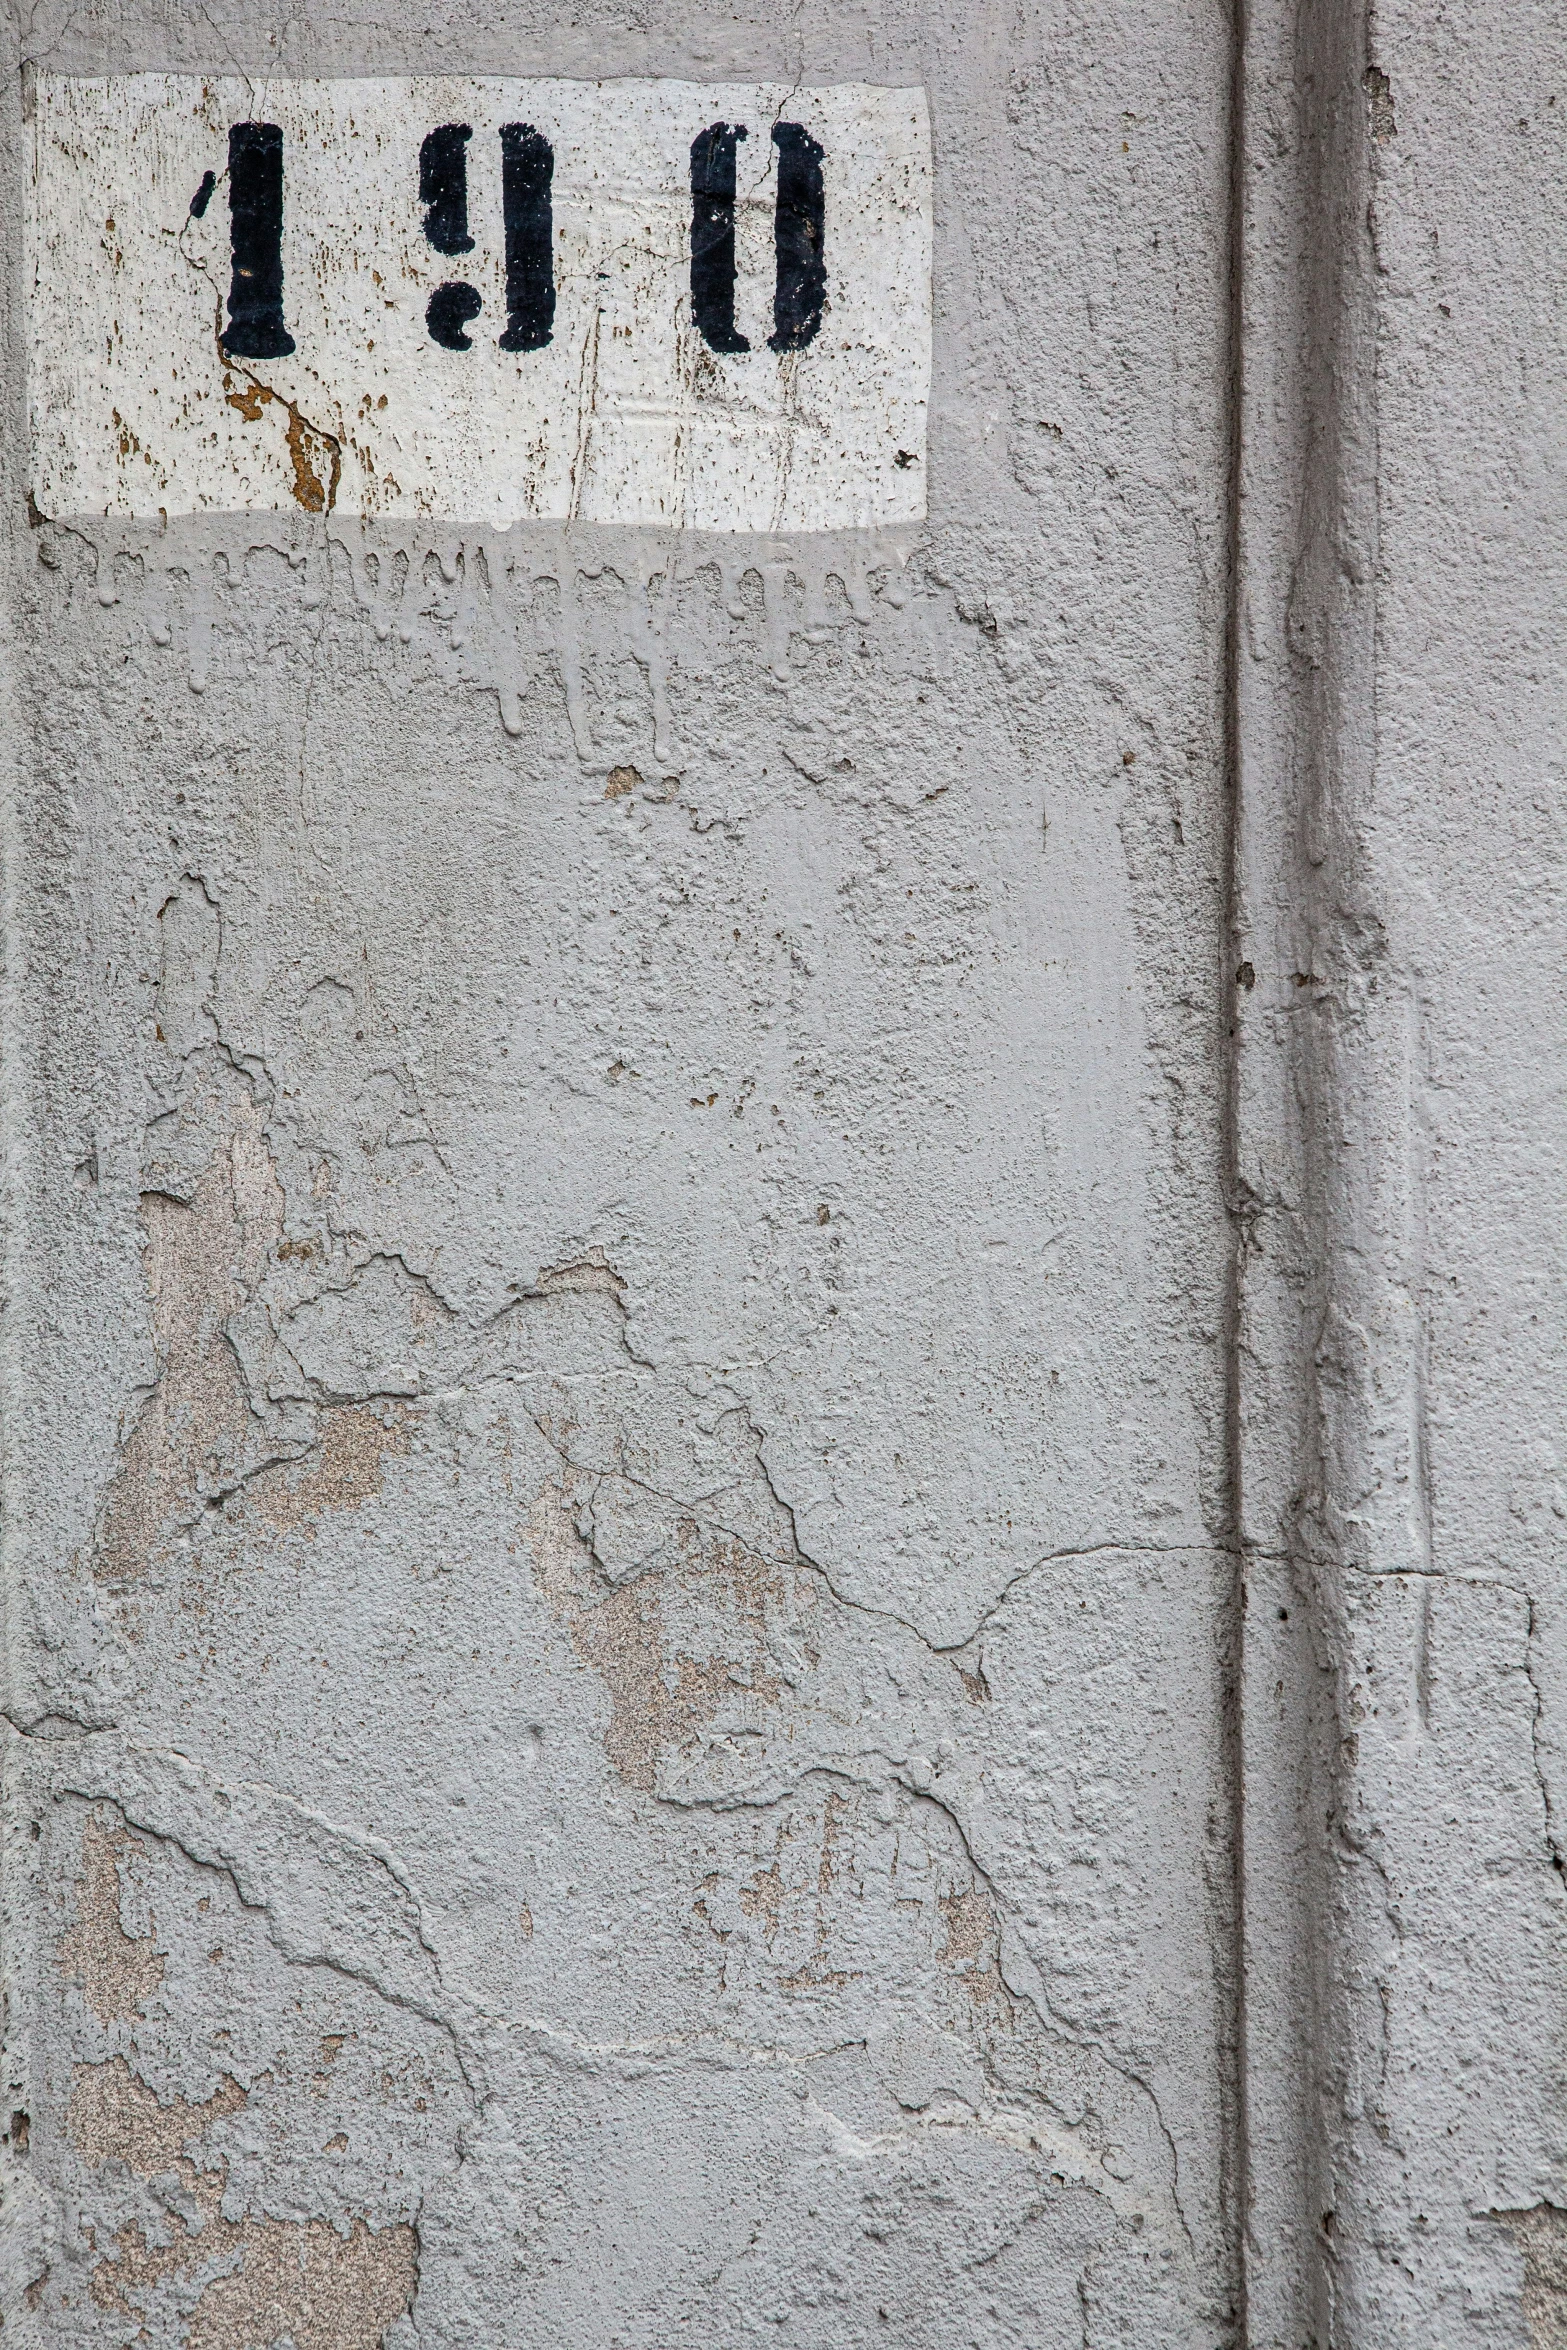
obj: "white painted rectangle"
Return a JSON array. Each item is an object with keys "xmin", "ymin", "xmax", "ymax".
[{"xmin": 27, "ymin": 75, "xmax": 932, "ymax": 530}]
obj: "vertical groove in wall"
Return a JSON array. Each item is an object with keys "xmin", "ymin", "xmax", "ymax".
[
  {"xmin": 1287, "ymin": 0, "xmax": 1392, "ymax": 2334},
  {"xmin": 1219, "ymin": 0, "xmax": 1252, "ymax": 2336},
  {"xmin": 0, "ymin": 52, "xmax": 31, "ymax": 1721},
  {"xmin": 1233, "ymin": 0, "xmax": 1390, "ymax": 2338}
]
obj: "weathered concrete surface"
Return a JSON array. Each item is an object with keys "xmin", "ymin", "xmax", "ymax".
[
  {"xmin": 0, "ymin": 1, "xmax": 1238, "ymax": 2344},
  {"xmin": 1234, "ymin": 0, "xmax": 1567, "ymax": 2341},
  {"xmin": 14, "ymin": 0, "xmax": 1565, "ymax": 2341}
]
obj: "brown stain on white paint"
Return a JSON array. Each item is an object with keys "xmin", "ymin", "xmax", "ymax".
[
  {"xmin": 57, "ymin": 1812, "xmax": 165, "ymax": 2023},
  {"xmin": 222, "ymin": 374, "xmax": 343, "ymax": 513}
]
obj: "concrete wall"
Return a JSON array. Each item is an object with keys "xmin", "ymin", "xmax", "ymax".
[{"xmin": 0, "ymin": 1, "xmax": 1560, "ymax": 2345}]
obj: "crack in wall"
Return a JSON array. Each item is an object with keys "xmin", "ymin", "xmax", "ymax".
[{"xmin": 13, "ymin": 299, "xmax": 1241, "ymax": 2332}]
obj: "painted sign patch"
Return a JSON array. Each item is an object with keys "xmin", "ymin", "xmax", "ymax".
[{"xmin": 27, "ymin": 76, "xmax": 932, "ymax": 530}]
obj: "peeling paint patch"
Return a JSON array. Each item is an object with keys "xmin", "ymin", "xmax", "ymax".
[
  {"xmin": 1497, "ymin": 2206, "xmax": 1567, "ymax": 2347},
  {"xmin": 533, "ymin": 1248, "xmax": 627, "ymax": 1299},
  {"xmin": 95, "ymin": 1089, "xmax": 282, "ymax": 1584},
  {"xmin": 94, "ymin": 1046, "xmax": 420, "ymax": 1588},
  {"xmin": 70, "ymin": 2055, "xmax": 416, "ymax": 2347},
  {"xmin": 186, "ymin": 2216, "xmax": 417, "ymax": 2350},
  {"xmin": 57, "ymin": 1812, "xmax": 166, "ymax": 2023},
  {"xmin": 68, "ymin": 2053, "xmax": 246, "ymax": 2177},
  {"xmin": 248, "ymin": 1403, "xmax": 412, "ymax": 1532},
  {"xmin": 938, "ymin": 1882, "xmax": 1004, "ymax": 2005},
  {"xmin": 532, "ymin": 1485, "xmax": 784, "ymax": 1789}
]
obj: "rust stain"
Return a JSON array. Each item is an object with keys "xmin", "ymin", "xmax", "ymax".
[
  {"xmin": 221, "ymin": 372, "xmax": 343, "ymax": 512},
  {"xmin": 283, "ymin": 399, "xmax": 342, "ymax": 514},
  {"xmin": 57, "ymin": 1812, "xmax": 165, "ymax": 2024}
]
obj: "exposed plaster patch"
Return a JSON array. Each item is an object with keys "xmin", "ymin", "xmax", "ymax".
[
  {"xmin": 70, "ymin": 2054, "xmax": 416, "ymax": 2344},
  {"xmin": 531, "ymin": 1484, "xmax": 784, "ymax": 1789},
  {"xmin": 938, "ymin": 1882, "xmax": 1005, "ymax": 2005},
  {"xmin": 247, "ymin": 1403, "xmax": 412, "ymax": 1533},
  {"xmin": 739, "ymin": 1854, "xmax": 784, "ymax": 1942},
  {"xmin": 1363, "ymin": 65, "xmax": 1398, "ymax": 143},
  {"xmin": 95, "ymin": 1092, "xmax": 282, "ymax": 1585},
  {"xmin": 68, "ymin": 2052, "xmax": 246, "ymax": 2178},
  {"xmin": 57, "ymin": 1811, "xmax": 165, "ymax": 2023},
  {"xmin": 1497, "ymin": 2206, "xmax": 1567, "ymax": 2348},
  {"xmin": 94, "ymin": 1046, "xmax": 424, "ymax": 1593},
  {"xmin": 54, "ymin": 1736, "xmax": 457, "ymax": 2048},
  {"xmin": 186, "ymin": 2215, "xmax": 416, "ymax": 2350}
]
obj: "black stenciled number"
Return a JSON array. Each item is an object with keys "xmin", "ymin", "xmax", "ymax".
[
  {"xmin": 420, "ymin": 123, "xmax": 481, "ymax": 347},
  {"xmin": 223, "ymin": 122, "xmax": 294, "ymax": 359},
  {"xmin": 690, "ymin": 122, "xmax": 749, "ymax": 354},
  {"xmin": 769, "ymin": 121, "xmax": 825, "ymax": 353},
  {"xmin": 420, "ymin": 123, "xmax": 475, "ymax": 253},
  {"xmin": 427, "ymin": 281, "xmax": 483, "ymax": 349},
  {"xmin": 498, "ymin": 123, "xmax": 555, "ymax": 352}
]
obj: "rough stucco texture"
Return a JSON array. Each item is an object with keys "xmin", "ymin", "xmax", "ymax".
[{"xmin": 0, "ymin": 1, "xmax": 1234, "ymax": 2342}]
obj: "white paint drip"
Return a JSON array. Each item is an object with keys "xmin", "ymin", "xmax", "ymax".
[{"xmin": 98, "ymin": 524, "xmax": 915, "ymax": 758}]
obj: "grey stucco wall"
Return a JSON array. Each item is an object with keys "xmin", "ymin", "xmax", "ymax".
[
  {"xmin": 0, "ymin": 0, "xmax": 1563, "ymax": 2344},
  {"xmin": 1235, "ymin": 0, "xmax": 1567, "ymax": 2341}
]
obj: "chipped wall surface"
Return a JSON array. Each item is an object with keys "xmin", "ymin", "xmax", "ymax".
[
  {"xmin": 1, "ymin": 2, "xmax": 1237, "ymax": 2340},
  {"xmin": 6, "ymin": 0, "xmax": 1564, "ymax": 2347}
]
